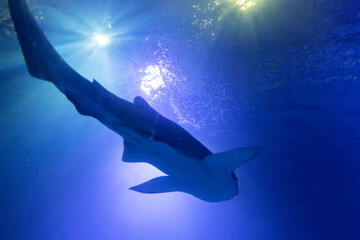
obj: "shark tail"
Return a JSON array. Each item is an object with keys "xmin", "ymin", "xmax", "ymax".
[
  {"xmin": 8, "ymin": 0, "xmax": 89, "ymax": 89},
  {"xmin": 203, "ymin": 147, "xmax": 262, "ymax": 176},
  {"xmin": 8, "ymin": 0, "xmax": 140, "ymax": 128}
]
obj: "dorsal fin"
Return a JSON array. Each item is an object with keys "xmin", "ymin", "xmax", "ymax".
[
  {"xmin": 134, "ymin": 96, "xmax": 150, "ymax": 107},
  {"xmin": 133, "ymin": 96, "xmax": 157, "ymax": 115},
  {"xmin": 203, "ymin": 147, "xmax": 262, "ymax": 175},
  {"xmin": 133, "ymin": 96, "xmax": 160, "ymax": 134}
]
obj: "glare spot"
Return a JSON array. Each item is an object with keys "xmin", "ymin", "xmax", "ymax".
[
  {"xmin": 93, "ymin": 34, "xmax": 111, "ymax": 47},
  {"xmin": 140, "ymin": 65, "xmax": 165, "ymax": 95},
  {"xmin": 236, "ymin": 0, "xmax": 256, "ymax": 11}
]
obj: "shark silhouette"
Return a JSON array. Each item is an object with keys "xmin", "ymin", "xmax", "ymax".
[{"xmin": 9, "ymin": 0, "xmax": 262, "ymax": 202}]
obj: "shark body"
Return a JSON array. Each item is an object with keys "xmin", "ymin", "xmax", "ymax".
[{"xmin": 9, "ymin": 0, "xmax": 261, "ymax": 202}]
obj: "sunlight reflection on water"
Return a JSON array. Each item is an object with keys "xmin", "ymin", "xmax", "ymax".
[{"xmin": 140, "ymin": 65, "xmax": 165, "ymax": 96}]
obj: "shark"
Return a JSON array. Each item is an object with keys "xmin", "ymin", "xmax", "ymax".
[{"xmin": 8, "ymin": 0, "xmax": 262, "ymax": 202}]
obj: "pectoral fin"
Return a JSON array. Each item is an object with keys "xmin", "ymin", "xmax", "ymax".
[
  {"xmin": 203, "ymin": 147, "xmax": 262, "ymax": 175},
  {"xmin": 130, "ymin": 176, "xmax": 183, "ymax": 194}
]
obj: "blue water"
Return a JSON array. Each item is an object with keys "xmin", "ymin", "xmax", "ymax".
[{"xmin": 1, "ymin": 0, "xmax": 359, "ymax": 239}]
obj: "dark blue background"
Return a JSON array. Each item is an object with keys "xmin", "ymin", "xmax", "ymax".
[{"xmin": 1, "ymin": 0, "xmax": 359, "ymax": 239}]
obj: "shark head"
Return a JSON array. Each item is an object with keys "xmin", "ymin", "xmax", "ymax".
[
  {"xmin": 125, "ymin": 134, "xmax": 260, "ymax": 202},
  {"xmin": 116, "ymin": 122, "xmax": 261, "ymax": 202},
  {"xmin": 191, "ymin": 170, "xmax": 239, "ymax": 202},
  {"xmin": 195, "ymin": 147, "xmax": 262, "ymax": 202}
]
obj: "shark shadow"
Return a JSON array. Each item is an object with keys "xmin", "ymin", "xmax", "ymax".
[{"xmin": 8, "ymin": 0, "xmax": 262, "ymax": 202}]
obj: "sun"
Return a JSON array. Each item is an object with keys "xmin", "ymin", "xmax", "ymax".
[
  {"xmin": 235, "ymin": 0, "xmax": 256, "ymax": 11},
  {"xmin": 93, "ymin": 34, "xmax": 111, "ymax": 47}
]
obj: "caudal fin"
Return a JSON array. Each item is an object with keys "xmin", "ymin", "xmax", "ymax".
[
  {"xmin": 203, "ymin": 147, "xmax": 262, "ymax": 175},
  {"xmin": 8, "ymin": 0, "xmax": 84, "ymax": 84}
]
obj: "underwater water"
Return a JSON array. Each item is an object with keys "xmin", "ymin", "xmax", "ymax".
[{"xmin": 0, "ymin": 0, "xmax": 359, "ymax": 239}]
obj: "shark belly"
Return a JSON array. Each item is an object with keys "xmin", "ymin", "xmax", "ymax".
[
  {"xmin": 142, "ymin": 138, "xmax": 213, "ymax": 185},
  {"xmin": 142, "ymin": 148, "xmax": 238, "ymax": 202}
]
